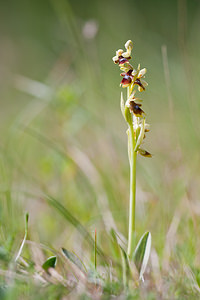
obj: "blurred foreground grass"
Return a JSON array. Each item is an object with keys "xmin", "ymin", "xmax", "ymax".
[{"xmin": 0, "ymin": 0, "xmax": 200, "ymax": 298}]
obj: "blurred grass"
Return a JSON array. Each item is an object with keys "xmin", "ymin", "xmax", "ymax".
[{"xmin": 0, "ymin": 0, "xmax": 200, "ymax": 298}]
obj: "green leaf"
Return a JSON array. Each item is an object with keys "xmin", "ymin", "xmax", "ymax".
[
  {"xmin": 133, "ymin": 231, "xmax": 151, "ymax": 280},
  {"xmin": 42, "ymin": 256, "xmax": 57, "ymax": 271},
  {"xmin": 62, "ymin": 248, "xmax": 87, "ymax": 273}
]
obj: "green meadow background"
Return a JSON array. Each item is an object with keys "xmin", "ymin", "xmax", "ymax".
[{"xmin": 0, "ymin": 0, "xmax": 200, "ymax": 298}]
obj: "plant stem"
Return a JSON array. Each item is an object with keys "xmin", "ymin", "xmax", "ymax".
[{"xmin": 127, "ymin": 123, "xmax": 137, "ymax": 257}]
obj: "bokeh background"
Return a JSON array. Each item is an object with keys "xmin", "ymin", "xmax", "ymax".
[{"xmin": 0, "ymin": 0, "xmax": 200, "ymax": 296}]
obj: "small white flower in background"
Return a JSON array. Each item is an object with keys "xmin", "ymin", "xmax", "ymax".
[{"xmin": 82, "ymin": 20, "xmax": 99, "ymax": 39}]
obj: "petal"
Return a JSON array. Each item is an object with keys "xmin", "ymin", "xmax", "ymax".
[
  {"xmin": 122, "ymin": 52, "xmax": 131, "ymax": 59},
  {"xmin": 112, "ymin": 55, "xmax": 119, "ymax": 63},
  {"xmin": 138, "ymin": 68, "xmax": 147, "ymax": 78},
  {"xmin": 125, "ymin": 40, "xmax": 133, "ymax": 50},
  {"xmin": 134, "ymin": 98, "xmax": 143, "ymax": 104},
  {"xmin": 116, "ymin": 49, "xmax": 124, "ymax": 56},
  {"xmin": 132, "ymin": 69, "xmax": 137, "ymax": 76},
  {"xmin": 120, "ymin": 66, "xmax": 132, "ymax": 73},
  {"xmin": 141, "ymin": 80, "xmax": 148, "ymax": 87}
]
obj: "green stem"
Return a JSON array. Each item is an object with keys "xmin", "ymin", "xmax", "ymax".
[{"xmin": 127, "ymin": 123, "xmax": 137, "ymax": 257}]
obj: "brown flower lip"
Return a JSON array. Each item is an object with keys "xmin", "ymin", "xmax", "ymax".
[
  {"xmin": 134, "ymin": 78, "xmax": 145, "ymax": 91},
  {"xmin": 120, "ymin": 69, "xmax": 133, "ymax": 87},
  {"xmin": 118, "ymin": 56, "xmax": 131, "ymax": 65},
  {"xmin": 129, "ymin": 100, "xmax": 145, "ymax": 117},
  {"xmin": 121, "ymin": 75, "xmax": 132, "ymax": 86}
]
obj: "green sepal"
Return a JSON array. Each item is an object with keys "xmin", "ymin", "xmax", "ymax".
[
  {"xmin": 134, "ymin": 118, "xmax": 145, "ymax": 152},
  {"xmin": 124, "ymin": 106, "xmax": 132, "ymax": 126}
]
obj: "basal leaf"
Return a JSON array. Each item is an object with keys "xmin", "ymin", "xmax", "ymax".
[
  {"xmin": 42, "ymin": 256, "xmax": 57, "ymax": 271},
  {"xmin": 133, "ymin": 231, "xmax": 151, "ymax": 280}
]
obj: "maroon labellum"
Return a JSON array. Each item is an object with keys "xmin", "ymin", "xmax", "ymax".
[
  {"xmin": 119, "ymin": 56, "xmax": 131, "ymax": 65},
  {"xmin": 121, "ymin": 75, "xmax": 132, "ymax": 87},
  {"xmin": 120, "ymin": 69, "xmax": 134, "ymax": 87},
  {"xmin": 118, "ymin": 56, "xmax": 129, "ymax": 65},
  {"xmin": 134, "ymin": 78, "xmax": 145, "ymax": 90},
  {"xmin": 129, "ymin": 100, "xmax": 145, "ymax": 117}
]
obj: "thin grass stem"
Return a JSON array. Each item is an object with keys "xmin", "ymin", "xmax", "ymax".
[
  {"xmin": 94, "ymin": 228, "xmax": 97, "ymax": 270},
  {"xmin": 15, "ymin": 212, "xmax": 29, "ymax": 262}
]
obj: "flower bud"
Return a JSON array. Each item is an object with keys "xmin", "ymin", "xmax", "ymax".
[{"xmin": 138, "ymin": 148, "xmax": 152, "ymax": 158}]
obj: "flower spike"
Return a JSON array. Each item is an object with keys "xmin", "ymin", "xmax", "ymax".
[{"xmin": 112, "ymin": 40, "xmax": 151, "ymax": 158}]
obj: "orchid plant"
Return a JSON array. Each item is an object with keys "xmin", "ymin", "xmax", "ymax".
[{"xmin": 112, "ymin": 40, "xmax": 151, "ymax": 258}]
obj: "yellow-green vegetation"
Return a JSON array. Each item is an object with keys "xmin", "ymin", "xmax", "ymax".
[{"xmin": 0, "ymin": 0, "xmax": 200, "ymax": 299}]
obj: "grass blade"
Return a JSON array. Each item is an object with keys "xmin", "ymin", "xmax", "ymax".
[
  {"xmin": 15, "ymin": 212, "xmax": 29, "ymax": 262},
  {"xmin": 120, "ymin": 246, "xmax": 130, "ymax": 288},
  {"xmin": 94, "ymin": 229, "xmax": 97, "ymax": 270},
  {"xmin": 62, "ymin": 248, "xmax": 86, "ymax": 273}
]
